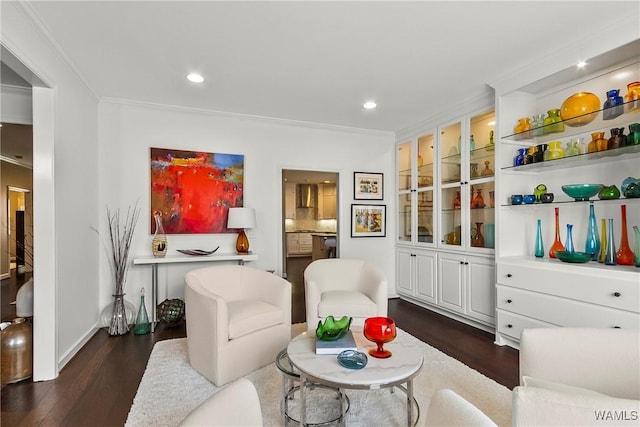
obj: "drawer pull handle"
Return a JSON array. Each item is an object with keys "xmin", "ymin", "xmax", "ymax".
[
  {"xmin": 506, "ymin": 299, "xmax": 512, "ymax": 304},
  {"xmin": 613, "ymin": 326, "xmax": 621, "ymax": 329},
  {"xmin": 613, "ymin": 292, "xmax": 621, "ymax": 297},
  {"xmin": 506, "ymin": 274, "xmax": 512, "ymax": 278},
  {"xmin": 507, "ymin": 324, "xmax": 513, "ymax": 328}
]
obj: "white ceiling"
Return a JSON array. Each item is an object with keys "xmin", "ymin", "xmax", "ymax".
[{"xmin": 11, "ymin": 1, "xmax": 636, "ymax": 134}]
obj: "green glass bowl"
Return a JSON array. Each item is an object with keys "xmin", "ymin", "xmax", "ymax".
[
  {"xmin": 561, "ymin": 184, "xmax": 604, "ymax": 201},
  {"xmin": 316, "ymin": 315, "xmax": 352, "ymax": 341},
  {"xmin": 554, "ymin": 251, "xmax": 593, "ymax": 263}
]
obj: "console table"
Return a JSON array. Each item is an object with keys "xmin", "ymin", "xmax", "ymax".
[{"xmin": 133, "ymin": 252, "xmax": 258, "ymax": 331}]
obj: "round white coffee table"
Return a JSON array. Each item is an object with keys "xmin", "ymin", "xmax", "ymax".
[{"xmin": 287, "ymin": 328, "xmax": 423, "ymax": 426}]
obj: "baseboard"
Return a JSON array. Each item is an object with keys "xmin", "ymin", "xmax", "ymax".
[
  {"xmin": 58, "ymin": 325, "xmax": 99, "ymax": 371},
  {"xmin": 0, "ymin": 272, "xmax": 9, "ymax": 280}
]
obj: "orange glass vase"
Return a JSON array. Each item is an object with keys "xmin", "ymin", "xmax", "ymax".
[
  {"xmin": 549, "ymin": 207, "xmax": 565, "ymax": 258},
  {"xmin": 560, "ymin": 92, "xmax": 600, "ymax": 127},
  {"xmin": 616, "ymin": 204, "xmax": 634, "ymax": 265},
  {"xmin": 363, "ymin": 317, "xmax": 396, "ymax": 358},
  {"xmin": 624, "ymin": 81, "xmax": 640, "ymax": 113}
]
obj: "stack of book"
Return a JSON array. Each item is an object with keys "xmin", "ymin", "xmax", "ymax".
[{"xmin": 315, "ymin": 330, "xmax": 358, "ymax": 355}]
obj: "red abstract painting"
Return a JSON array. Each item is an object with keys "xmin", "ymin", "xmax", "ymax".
[{"xmin": 150, "ymin": 148, "xmax": 244, "ymax": 234}]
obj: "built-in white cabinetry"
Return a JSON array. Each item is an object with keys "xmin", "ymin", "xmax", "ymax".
[
  {"xmin": 317, "ymin": 183, "xmax": 337, "ymax": 219},
  {"xmin": 395, "ymin": 99, "xmax": 496, "ymax": 332},
  {"xmin": 493, "ymin": 39, "xmax": 640, "ymax": 348},
  {"xmin": 396, "ymin": 247, "xmax": 436, "ymax": 304},
  {"xmin": 285, "ymin": 183, "xmax": 296, "ymax": 219}
]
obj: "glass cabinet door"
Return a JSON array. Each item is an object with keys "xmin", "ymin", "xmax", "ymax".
[
  {"xmin": 468, "ymin": 111, "xmax": 495, "ymax": 250},
  {"xmin": 440, "ymin": 121, "xmax": 462, "ymax": 247},
  {"xmin": 417, "ymin": 133, "xmax": 434, "ymax": 244},
  {"xmin": 397, "ymin": 140, "xmax": 413, "ymax": 242}
]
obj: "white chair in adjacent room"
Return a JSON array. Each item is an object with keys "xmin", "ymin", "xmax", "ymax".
[
  {"xmin": 179, "ymin": 378, "xmax": 263, "ymax": 427},
  {"xmin": 304, "ymin": 258, "xmax": 388, "ymax": 329},
  {"xmin": 185, "ymin": 265, "xmax": 291, "ymax": 387}
]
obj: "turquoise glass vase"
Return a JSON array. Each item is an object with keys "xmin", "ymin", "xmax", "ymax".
[
  {"xmin": 534, "ymin": 219, "xmax": 544, "ymax": 258},
  {"xmin": 584, "ymin": 202, "xmax": 600, "ymax": 261},
  {"xmin": 633, "ymin": 226, "xmax": 640, "ymax": 267},
  {"xmin": 604, "ymin": 219, "xmax": 617, "ymax": 265}
]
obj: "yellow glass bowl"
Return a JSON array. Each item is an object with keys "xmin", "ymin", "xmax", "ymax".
[{"xmin": 560, "ymin": 92, "xmax": 600, "ymax": 127}]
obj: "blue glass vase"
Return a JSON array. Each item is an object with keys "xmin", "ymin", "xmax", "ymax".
[
  {"xmin": 565, "ymin": 224, "xmax": 575, "ymax": 253},
  {"xmin": 605, "ymin": 219, "xmax": 617, "ymax": 265},
  {"xmin": 534, "ymin": 219, "xmax": 544, "ymax": 258},
  {"xmin": 584, "ymin": 202, "xmax": 600, "ymax": 261},
  {"xmin": 603, "ymin": 89, "xmax": 624, "ymax": 120}
]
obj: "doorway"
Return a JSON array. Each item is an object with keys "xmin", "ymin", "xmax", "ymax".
[{"xmin": 282, "ymin": 169, "xmax": 339, "ymax": 324}]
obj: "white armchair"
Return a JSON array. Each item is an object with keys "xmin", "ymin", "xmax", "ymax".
[
  {"xmin": 425, "ymin": 389, "xmax": 497, "ymax": 427},
  {"xmin": 304, "ymin": 258, "xmax": 387, "ymax": 329},
  {"xmin": 513, "ymin": 328, "xmax": 640, "ymax": 426},
  {"xmin": 185, "ymin": 265, "xmax": 291, "ymax": 386}
]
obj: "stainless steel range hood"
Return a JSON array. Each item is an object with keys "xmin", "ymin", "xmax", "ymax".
[{"xmin": 297, "ymin": 184, "xmax": 317, "ymax": 208}]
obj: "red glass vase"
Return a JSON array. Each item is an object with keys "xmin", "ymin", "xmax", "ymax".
[
  {"xmin": 363, "ymin": 317, "xmax": 396, "ymax": 359},
  {"xmin": 616, "ymin": 204, "xmax": 634, "ymax": 265},
  {"xmin": 549, "ymin": 207, "xmax": 565, "ymax": 258}
]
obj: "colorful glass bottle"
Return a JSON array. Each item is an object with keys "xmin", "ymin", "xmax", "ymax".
[
  {"xmin": 531, "ymin": 113, "xmax": 546, "ymax": 137},
  {"xmin": 534, "ymin": 219, "xmax": 544, "ymax": 258},
  {"xmin": 134, "ymin": 287, "xmax": 150, "ymax": 335},
  {"xmin": 549, "ymin": 207, "xmax": 565, "ymax": 258},
  {"xmin": 598, "ymin": 218, "xmax": 607, "ymax": 263},
  {"xmin": 633, "ymin": 225, "xmax": 640, "ymax": 268},
  {"xmin": 152, "ymin": 211, "xmax": 168, "ymax": 258},
  {"xmin": 604, "ymin": 219, "xmax": 617, "ymax": 265},
  {"xmin": 616, "ymin": 204, "xmax": 634, "ymax": 265},
  {"xmin": 565, "ymin": 224, "xmax": 575, "ymax": 253},
  {"xmin": 471, "ymin": 222, "xmax": 485, "ymax": 248},
  {"xmin": 543, "ymin": 109, "xmax": 564, "ymax": 134},
  {"xmin": 584, "ymin": 202, "xmax": 600, "ymax": 261},
  {"xmin": 624, "ymin": 81, "xmax": 640, "ymax": 113},
  {"xmin": 603, "ymin": 89, "xmax": 624, "ymax": 120},
  {"xmin": 608, "ymin": 127, "xmax": 626, "ymax": 150}
]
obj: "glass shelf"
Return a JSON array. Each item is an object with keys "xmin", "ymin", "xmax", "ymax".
[
  {"xmin": 502, "ymin": 102, "xmax": 639, "ymax": 145},
  {"xmin": 501, "ymin": 197, "xmax": 639, "ymax": 208},
  {"xmin": 501, "ymin": 144, "xmax": 640, "ymax": 172}
]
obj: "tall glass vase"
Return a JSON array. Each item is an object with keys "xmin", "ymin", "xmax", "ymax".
[
  {"xmin": 534, "ymin": 219, "xmax": 544, "ymax": 258},
  {"xmin": 549, "ymin": 207, "xmax": 565, "ymax": 258},
  {"xmin": 633, "ymin": 225, "xmax": 640, "ymax": 268},
  {"xmin": 616, "ymin": 205, "xmax": 634, "ymax": 265},
  {"xmin": 108, "ymin": 293, "xmax": 130, "ymax": 336},
  {"xmin": 134, "ymin": 287, "xmax": 150, "ymax": 335},
  {"xmin": 584, "ymin": 202, "xmax": 600, "ymax": 261},
  {"xmin": 605, "ymin": 219, "xmax": 617, "ymax": 266},
  {"xmin": 565, "ymin": 224, "xmax": 575, "ymax": 253},
  {"xmin": 599, "ymin": 218, "xmax": 607, "ymax": 263}
]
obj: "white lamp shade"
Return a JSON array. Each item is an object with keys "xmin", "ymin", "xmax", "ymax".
[{"xmin": 227, "ymin": 207, "xmax": 256, "ymax": 229}]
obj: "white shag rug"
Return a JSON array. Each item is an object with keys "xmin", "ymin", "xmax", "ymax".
[{"xmin": 126, "ymin": 325, "xmax": 511, "ymax": 426}]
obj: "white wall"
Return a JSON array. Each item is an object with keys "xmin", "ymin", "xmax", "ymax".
[
  {"xmin": 98, "ymin": 101, "xmax": 396, "ymax": 312},
  {"xmin": 2, "ymin": 1, "xmax": 100, "ymax": 377}
]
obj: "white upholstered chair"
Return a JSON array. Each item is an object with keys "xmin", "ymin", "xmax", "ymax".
[
  {"xmin": 304, "ymin": 258, "xmax": 387, "ymax": 329},
  {"xmin": 179, "ymin": 378, "xmax": 263, "ymax": 427},
  {"xmin": 425, "ymin": 389, "xmax": 497, "ymax": 427},
  {"xmin": 185, "ymin": 265, "xmax": 291, "ymax": 386},
  {"xmin": 513, "ymin": 328, "xmax": 640, "ymax": 426}
]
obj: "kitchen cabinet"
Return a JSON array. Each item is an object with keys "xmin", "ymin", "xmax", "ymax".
[
  {"xmin": 317, "ymin": 183, "xmax": 336, "ymax": 219},
  {"xmin": 493, "ymin": 39, "xmax": 640, "ymax": 347},
  {"xmin": 285, "ymin": 183, "xmax": 296, "ymax": 219},
  {"xmin": 286, "ymin": 232, "xmax": 312, "ymax": 256},
  {"xmin": 395, "ymin": 101, "xmax": 496, "ymax": 331},
  {"xmin": 396, "ymin": 247, "xmax": 436, "ymax": 304}
]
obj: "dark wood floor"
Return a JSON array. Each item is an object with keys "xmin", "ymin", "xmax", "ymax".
[{"xmin": 1, "ymin": 298, "xmax": 519, "ymax": 427}]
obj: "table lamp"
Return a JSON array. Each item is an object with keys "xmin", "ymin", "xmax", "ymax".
[{"xmin": 227, "ymin": 207, "xmax": 256, "ymax": 254}]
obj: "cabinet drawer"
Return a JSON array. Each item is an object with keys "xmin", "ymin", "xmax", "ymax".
[
  {"xmin": 497, "ymin": 285, "xmax": 640, "ymax": 329},
  {"xmin": 298, "ymin": 235, "xmax": 312, "ymax": 245},
  {"xmin": 497, "ymin": 260, "xmax": 640, "ymax": 313},
  {"xmin": 496, "ymin": 309, "xmax": 555, "ymax": 340}
]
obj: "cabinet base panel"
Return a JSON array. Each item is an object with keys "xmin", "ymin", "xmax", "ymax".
[{"xmin": 397, "ymin": 294, "xmax": 494, "ymax": 334}]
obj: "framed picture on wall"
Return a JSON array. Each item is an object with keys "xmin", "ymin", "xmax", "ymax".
[
  {"xmin": 351, "ymin": 204, "xmax": 386, "ymax": 237},
  {"xmin": 354, "ymin": 172, "xmax": 383, "ymax": 200}
]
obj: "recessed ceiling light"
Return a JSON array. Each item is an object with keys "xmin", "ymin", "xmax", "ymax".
[
  {"xmin": 187, "ymin": 73, "xmax": 204, "ymax": 83},
  {"xmin": 363, "ymin": 101, "xmax": 377, "ymax": 110},
  {"xmin": 487, "ymin": 121, "xmax": 496, "ymax": 126},
  {"xmin": 577, "ymin": 61, "xmax": 587, "ymax": 69},
  {"xmin": 613, "ymin": 71, "xmax": 632, "ymax": 80}
]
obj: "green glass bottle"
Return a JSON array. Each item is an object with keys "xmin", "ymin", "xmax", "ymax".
[{"xmin": 134, "ymin": 287, "xmax": 150, "ymax": 335}]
